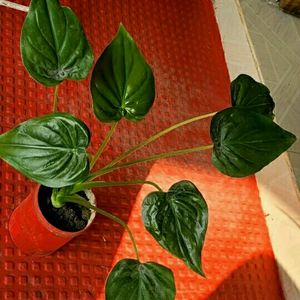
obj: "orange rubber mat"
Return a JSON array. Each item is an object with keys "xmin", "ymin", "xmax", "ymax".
[{"xmin": 0, "ymin": 0, "xmax": 284, "ymax": 299}]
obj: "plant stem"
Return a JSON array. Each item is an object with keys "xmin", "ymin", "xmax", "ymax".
[
  {"xmin": 53, "ymin": 85, "xmax": 59, "ymax": 112},
  {"xmin": 61, "ymin": 194, "xmax": 140, "ymax": 261},
  {"xmin": 0, "ymin": 1, "xmax": 28, "ymax": 12},
  {"xmin": 90, "ymin": 122, "xmax": 118, "ymax": 170},
  {"xmin": 71, "ymin": 180, "xmax": 163, "ymax": 194},
  {"xmin": 90, "ymin": 144, "xmax": 213, "ymax": 179},
  {"xmin": 103, "ymin": 111, "xmax": 217, "ymax": 169}
]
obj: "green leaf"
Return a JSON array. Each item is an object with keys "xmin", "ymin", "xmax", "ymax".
[
  {"xmin": 91, "ymin": 24, "xmax": 155, "ymax": 122},
  {"xmin": 0, "ymin": 113, "xmax": 90, "ymax": 188},
  {"xmin": 142, "ymin": 180, "xmax": 208, "ymax": 276},
  {"xmin": 231, "ymin": 74, "xmax": 275, "ymax": 118},
  {"xmin": 21, "ymin": 0, "xmax": 94, "ymax": 86},
  {"xmin": 210, "ymin": 107, "xmax": 296, "ymax": 177},
  {"xmin": 105, "ymin": 259, "xmax": 175, "ymax": 300}
]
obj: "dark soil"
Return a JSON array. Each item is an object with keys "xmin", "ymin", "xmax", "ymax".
[{"xmin": 38, "ymin": 185, "xmax": 92, "ymax": 232}]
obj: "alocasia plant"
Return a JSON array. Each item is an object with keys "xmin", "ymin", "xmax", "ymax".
[{"xmin": 0, "ymin": 0, "xmax": 297, "ymax": 299}]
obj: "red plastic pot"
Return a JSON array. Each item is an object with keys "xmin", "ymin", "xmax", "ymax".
[{"xmin": 9, "ymin": 185, "xmax": 96, "ymax": 256}]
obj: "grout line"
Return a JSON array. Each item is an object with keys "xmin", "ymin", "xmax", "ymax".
[{"xmin": 288, "ymin": 150, "xmax": 300, "ymax": 154}]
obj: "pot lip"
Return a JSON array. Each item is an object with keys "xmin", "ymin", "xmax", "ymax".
[{"xmin": 33, "ymin": 184, "xmax": 96, "ymax": 237}]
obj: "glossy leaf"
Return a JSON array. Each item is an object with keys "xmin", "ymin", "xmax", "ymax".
[
  {"xmin": 211, "ymin": 107, "xmax": 296, "ymax": 177},
  {"xmin": 21, "ymin": 0, "xmax": 94, "ymax": 86},
  {"xmin": 91, "ymin": 24, "xmax": 155, "ymax": 122},
  {"xmin": 0, "ymin": 113, "xmax": 90, "ymax": 188},
  {"xmin": 142, "ymin": 180, "xmax": 208, "ymax": 276},
  {"xmin": 105, "ymin": 259, "xmax": 175, "ymax": 300},
  {"xmin": 231, "ymin": 74, "xmax": 275, "ymax": 118}
]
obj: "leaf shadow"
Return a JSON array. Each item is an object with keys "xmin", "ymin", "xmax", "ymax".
[{"xmin": 206, "ymin": 255, "xmax": 291, "ymax": 300}]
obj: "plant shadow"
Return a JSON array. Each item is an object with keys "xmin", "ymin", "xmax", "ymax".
[{"xmin": 206, "ymin": 255, "xmax": 295, "ymax": 300}]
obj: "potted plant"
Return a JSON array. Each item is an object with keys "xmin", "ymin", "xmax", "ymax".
[{"xmin": 0, "ymin": 0, "xmax": 296, "ymax": 299}]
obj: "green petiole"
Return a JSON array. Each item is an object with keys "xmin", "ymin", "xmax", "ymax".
[
  {"xmin": 71, "ymin": 180, "xmax": 163, "ymax": 194},
  {"xmin": 52, "ymin": 85, "xmax": 59, "ymax": 113},
  {"xmin": 90, "ymin": 122, "xmax": 118, "ymax": 169},
  {"xmin": 89, "ymin": 144, "xmax": 213, "ymax": 180},
  {"xmin": 101, "ymin": 111, "xmax": 217, "ymax": 170}
]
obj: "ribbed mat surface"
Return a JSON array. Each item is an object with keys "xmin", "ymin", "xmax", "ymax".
[{"xmin": 0, "ymin": 0, "xmax": 284, "ymax": 299}]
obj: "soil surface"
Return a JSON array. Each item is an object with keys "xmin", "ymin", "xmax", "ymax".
[{"xmin": 38, "ymin": 186, "xmax": 92, "ymax": 232}]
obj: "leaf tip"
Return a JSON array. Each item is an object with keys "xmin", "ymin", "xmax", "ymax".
[
  {"xmin": 291, "ymin": 133, "xmax": 297, "ymax": 143},
  {"xmin": 189, "ymin": 262, "xmax": 206, "ymax": 277},
  {"xmin": 118, "ymin": 22, "xmax": 128, "ymax": 35},
  {"xmin": 117, "ymin": 23, "xmax": 134, "ymax": 42},
  {"xmin": 199, "ymin": 268, "xmax": 206, "ymax": 278},
  {"xmin": 288, "ymin": 134, "xmax": 297, "ymax": 150}
]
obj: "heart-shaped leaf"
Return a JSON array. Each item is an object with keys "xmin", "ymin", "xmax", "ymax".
[
  {"xmin": 0, "ymin": 113, "xmax": 90, "ymax": 188},
  {"xmin": 142, "ymin": 180, "xmax": 208, "ymax": 276},
  {"xmin": 91, "ymin": 24, "xmax": 155, "ymax": 122},
  {"xmin": 105, "ymin": 259, "xmax": 175, "ymax": 300},
  {"xmin": 21, "ymin": 0, "xmax": 94, "ymax": 86},
  {"xmin": 210, "ymin": 107, "xmax": 296, "ymax": 177},
  {"xmin": 231, "ymin": 74, "xmax": 275, "ymax": 118}
]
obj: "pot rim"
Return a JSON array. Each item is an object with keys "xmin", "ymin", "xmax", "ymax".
[{"xmin": 33, "ymin": 184, "xmax": 97, "ymax": 238}]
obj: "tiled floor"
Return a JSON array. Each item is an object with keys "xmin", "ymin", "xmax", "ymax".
[{"xmin": 239, "ymin": 0, "xmax": 300, "ymax": 188}]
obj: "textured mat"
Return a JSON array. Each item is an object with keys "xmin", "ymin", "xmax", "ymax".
[{"xmin": 0, "ymin": 0, "xmax": 284, "ymax": 299}]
